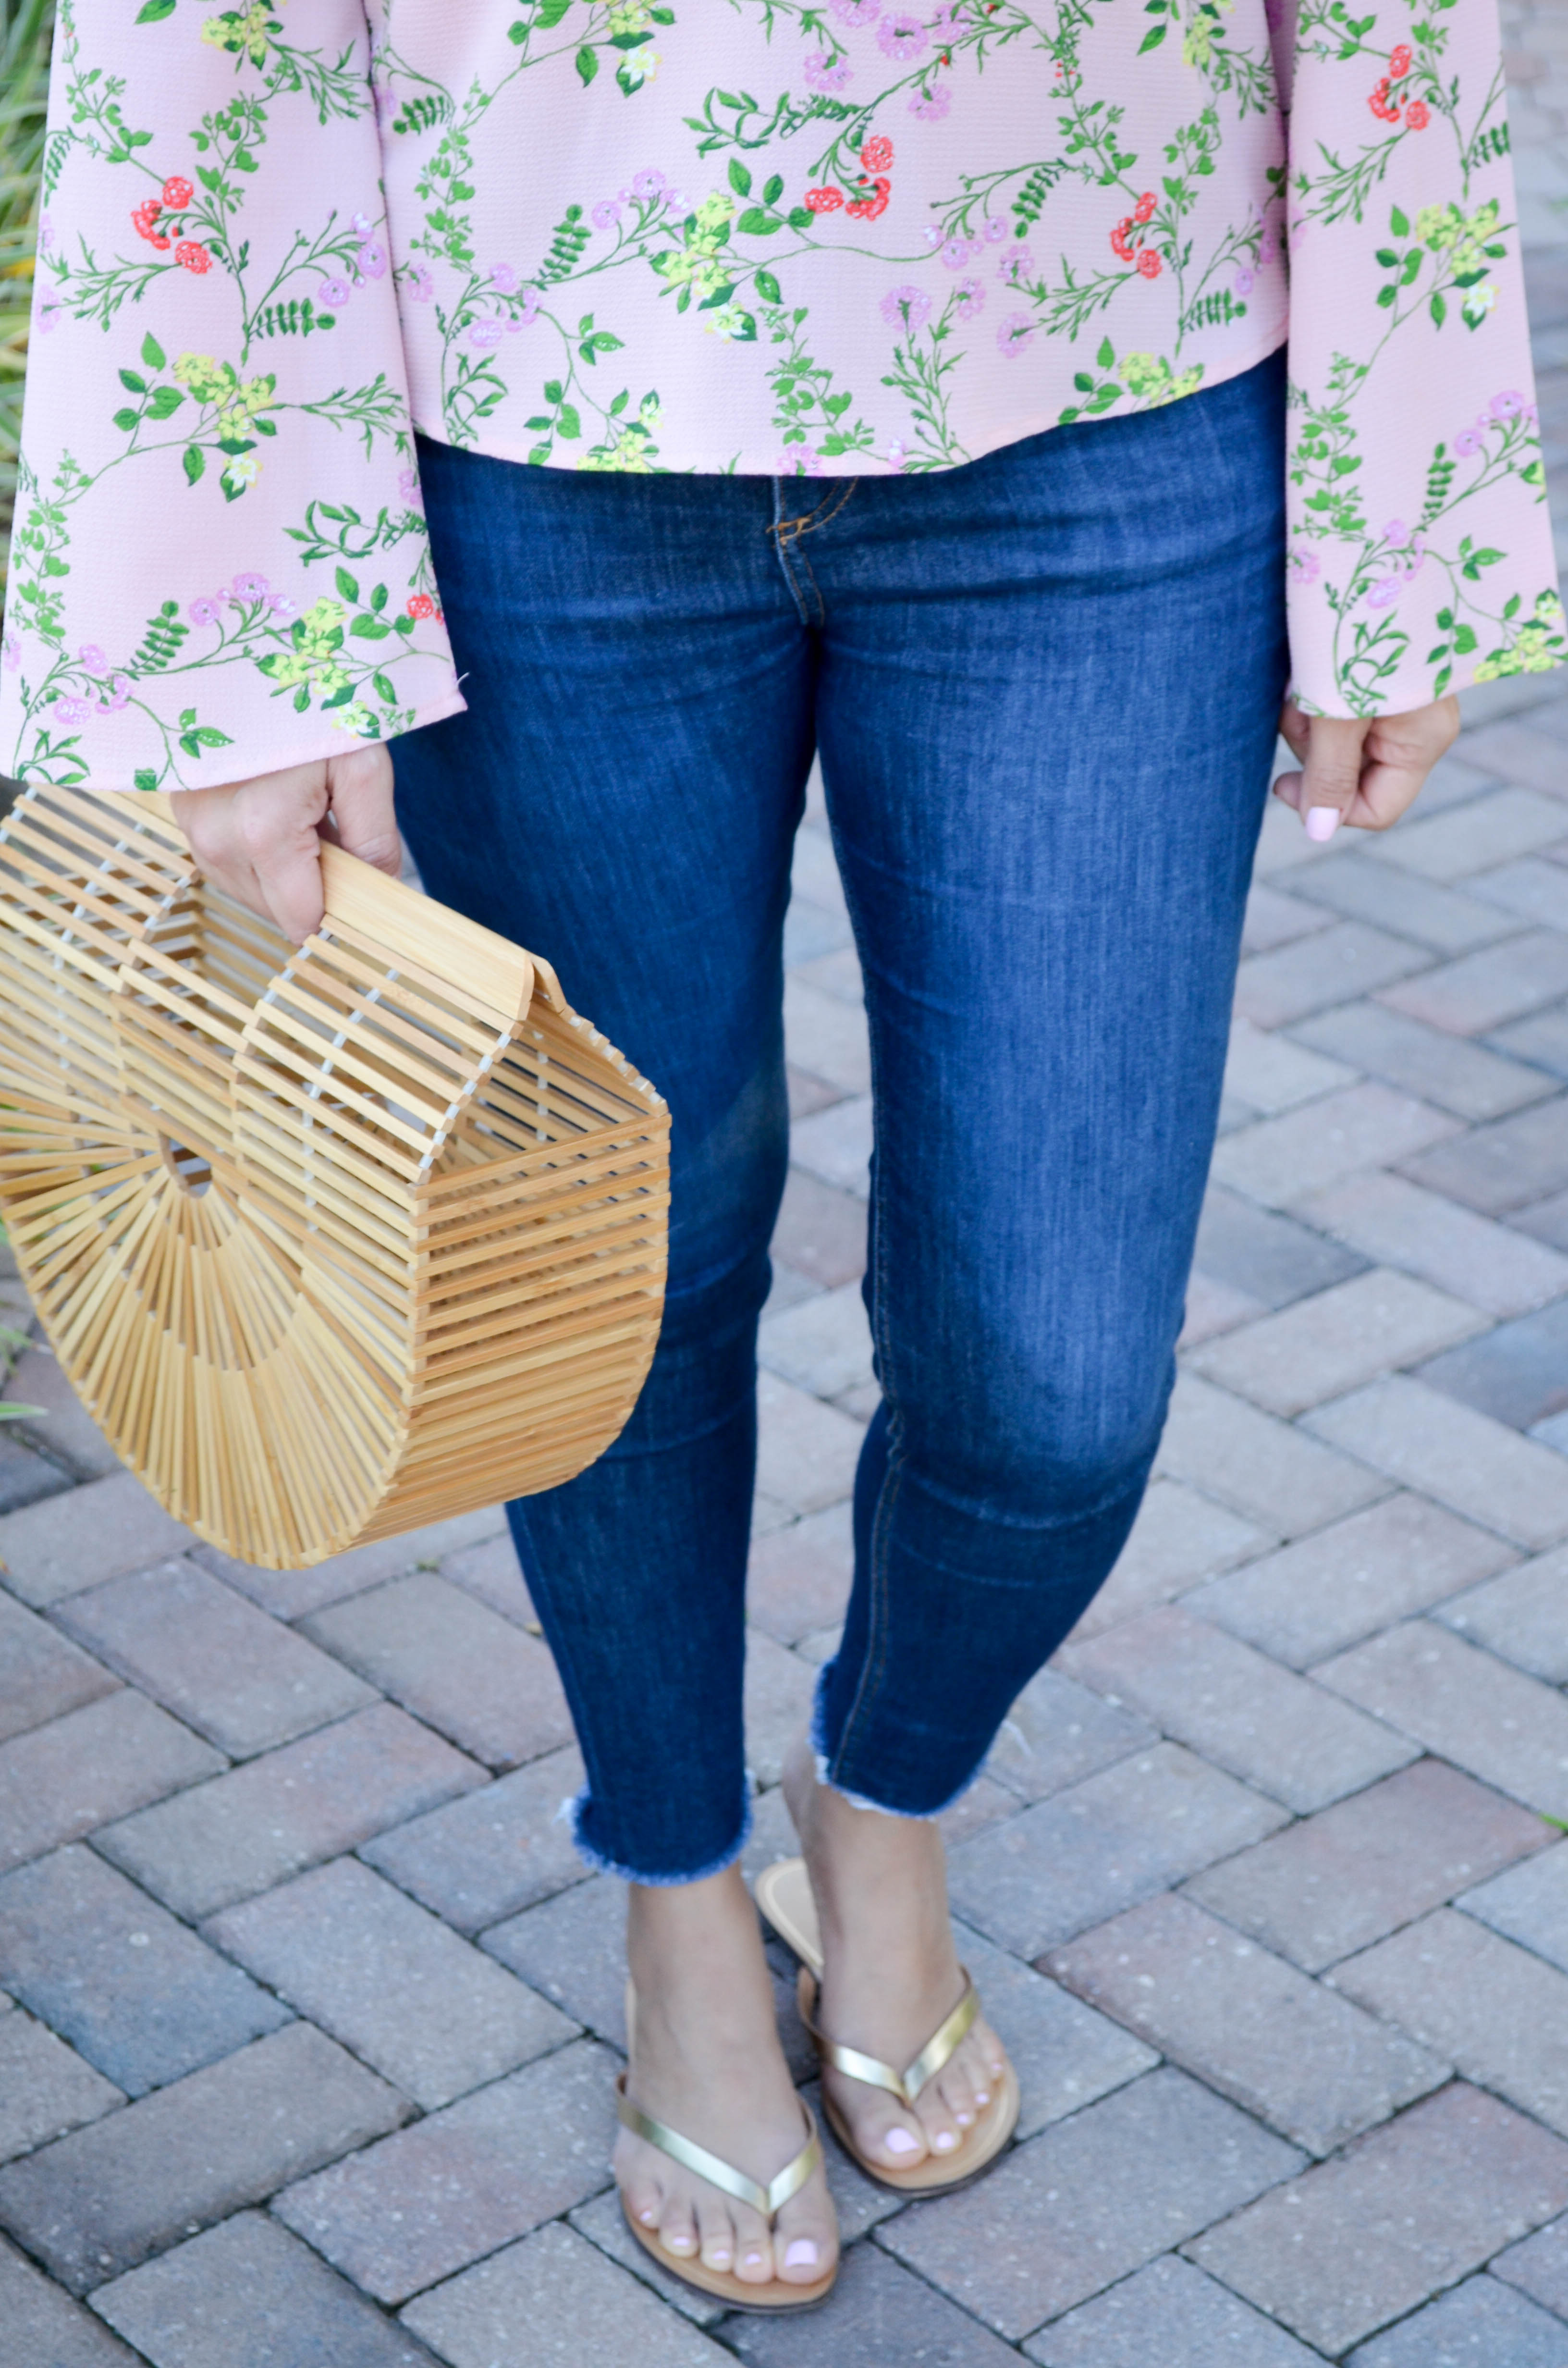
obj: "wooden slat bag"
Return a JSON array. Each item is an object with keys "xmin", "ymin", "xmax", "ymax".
[{"xmin": 0, "ymin": 784, "xmax": 669, "ymax": 1568}]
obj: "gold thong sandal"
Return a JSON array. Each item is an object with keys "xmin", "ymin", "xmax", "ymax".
[
  {"xmin": 755, "ymin": 1857, "xmax": 1020, "ymax": 2197},
  {"xmin": 616, "ymin": 1984, "xmax": 836, "ymax": 2313}
]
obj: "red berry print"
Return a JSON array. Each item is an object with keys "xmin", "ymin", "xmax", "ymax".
[
  {"xmin": 406, "ymin": 593, "xmax": 435, "ymax": 619},
  {"xmin": 175, "ymin": 239, "xmax": 212, "ymax": 273},
  {"xmin": 1136, "ymin": 247, "xmax": 1162, "ymax": 279},
  {"xmin": 1133, "ymin": 191, "xmax": 1156, "ymax": 224},
  {"xmin": 162, "ymin": 175, "xmax": 194, "ymax": 210},
  {"xmin": 846, "ymin": 176, "xmax": 891, "ymax": 222},
  {"xmin": 805, "ymin": 186, "xmax": 844, "ymax": 214},
  {"xmin": 1406, "ymin": 99, "xmax": 1429, "ymax": 128},
  {"xmin": 1388, "ymin": 43, "xmax": 1412, "ymax": 76},
  {"xmin": 860, "ymin": 136, "xmax": 894, "ymax": 174}
]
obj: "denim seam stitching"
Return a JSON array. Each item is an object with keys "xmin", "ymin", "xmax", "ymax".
[{"xmin": 820, "ymin": 811, "xmax": 903, "ymax": 1789}]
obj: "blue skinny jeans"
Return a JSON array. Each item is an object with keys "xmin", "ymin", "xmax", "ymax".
[{"xmin": 392, "ymin": 348, "xmax": 1288, "ymax": 1884}]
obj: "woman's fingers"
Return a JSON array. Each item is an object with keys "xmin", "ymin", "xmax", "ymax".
[
  {"xmin": 318, "ymin": 743, "xmax": 401, "ymax": 877},
  {"xmin": 169, "ymin": 745, "xmax": 398, "ymax": 944},
  {"xmin": 1272, "ymin": 692, "xmax": 1461, "ymax": 839},
  {"xmin": 1272, "ymin": 710, "xmax": 1368, "ymax": 842},
  {"xmin": 172, "ymin": 764, "xmax": 330, "ymax": 940}
]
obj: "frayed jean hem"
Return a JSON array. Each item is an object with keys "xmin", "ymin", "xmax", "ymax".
[
  {"xmin": 559, "ymin": 1786, "xmax": 755, "ymax": 1887},
  {"xmin": 809, "ymin": 1662, "xmax": 988, "ymax": 1822}
]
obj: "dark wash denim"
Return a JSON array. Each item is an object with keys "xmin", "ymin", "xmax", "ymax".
[{"xmin": 392, "ymin": 347, "xmax": 1288, "ymax": 1884}]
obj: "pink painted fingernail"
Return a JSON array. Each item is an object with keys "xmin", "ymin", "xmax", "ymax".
[
  {"xmin": 933, "ymin": 2130, "xmax": 959, "ymax": 2152},
  {"xmin": 885, "ymin": 2127, "xmax": 920, "ymax": 2155},
  {"xmin": 784, "ymin": 2239, "xmax": 819, "ymax": 2268},
  {"xmin": 1305, "ymin": 805, "xmax": 1341, "ymax": 842}
]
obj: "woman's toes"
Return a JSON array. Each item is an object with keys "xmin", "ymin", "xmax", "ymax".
[
  {"xmin": 775, "ymin": 2192, "xmax": 834, "ymax": 2286},
  {"xmin": 657, "ymin": 2194, "xmax": 699, "ymax": 2259},
  {"xmin": 731, "ymin": 2200, "xmax": 775, "ymax": 2286},
  {"xmin": 938, "ymin": 2059, "xmax": 978, "ymax": 2129},
  {"xmin": 695, "ymin": 2190, "xmax": 736, "ymax": 2274},
  {"xmin": 837, "ymin": 2083, "xmax": 931, "ymax": 2170},
  {"xmin": 914, "ymin": 2086, "xmax": 963, "ymax": 2158}
]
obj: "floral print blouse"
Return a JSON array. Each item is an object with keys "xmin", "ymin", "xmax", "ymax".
[{"xmin": 5, "ymin": 0, "xmax": 1561, "ymax": 793}]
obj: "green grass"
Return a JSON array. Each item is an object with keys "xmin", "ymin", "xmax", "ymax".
[{"xmin": 0, "ymin": 0, "xmax": 54, "ymax": 589}]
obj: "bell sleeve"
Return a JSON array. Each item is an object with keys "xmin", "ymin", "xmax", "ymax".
[
  {"xmin": 0, "ymin": 0, "xmax": 464, "ymax": 793},
  {"xmin": 1277, "ymin": 0, "xmax": 1563, "ymax": 715}
]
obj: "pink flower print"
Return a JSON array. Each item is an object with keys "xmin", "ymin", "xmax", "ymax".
[
  {"xmin": 398, "ymin": 468, "xmax": 420, "ymax": 502},
  {"xmin": 36, "ymin": 300, "xmax": 62, "ymax": 334},
  {"xmin": 98, "ymin": 675, "xmax": 131, "ymax": 714},
  {"xmin": 76, "ymin": 642, "xmax": 108, "ymax": 674},
  {"xmin": 2, "ymin": 632, "xmax": 20, "ymax": 672},
  {"xmin": 38, "ymin": 212, "xmax": 53, "ymax": 254},
  {"xmin": 232, "ymin": 572, "xmax": 270, "ymax": 599},
  {"xmin": 407, "ymin": 265, "xmax": 434, "ymax": 303},
  {"xmin": 318, "ymin": 278, "xmax": 351, "ymax": 308},
  {"xmin": 997, "ymin": 246, "xmax": 1033, "ymax": 287},
  {"xmin": 187, "ymin": 597, "xmax": 220, "ymax": 627},
  {"xmin": 804, "ymin": 52, "xmax": 852, "ymax": 92},
  {"xmin": 1382, "ymin": 518, "xmax": 1411, "ymax": 548},
  {"xmin": 1233, "ymin": 267, "xmax": 1254, "ymax": 296},
  {"xmin": 886, "ymin": 438, "xmax": 909, "ymax": 469},
  {"xmin": 1489, "ymin": 390, "xmax": 1525, "ymax": 420},
  {"xmin": 908, "ymin": 84, "xmax": 951, "ymax": 120},
  {"xmin": 1454, "ymin": 426, "xmax": 1484, "ymax": 457},
  {"xmin": 491, "ymin": 263, "xmax": 520, "ymax": 293},
  {"xmin": 632, "ymin": 169, "xmax": 669, "ymax": 201},
  {"xmin": 940, "ymin": 237, "xmax": 970, "ymax": 271},
  {"xmin": 922, "ymin": 225, "xmax": 944, "ymax": 249},
  {"xmin": 353, "ymin": 211, "xmax": 375, "ymax": 238},
  {"xmin": 506, "ymin": 288, "xmax": 540, "ymax": 331},
  {"xmin": 984, "ymin": 218, "xmax": 1007, "ymax": 244},
  {"xmin": 1366, "ymin": 577, "xmax": 1402, "ymax": 610},
  {"xmin": 997, "ymin": 311, "xmax": 1035, "ymax": 359},
  {"xmin": 357, "ymin": 240, "xmax": 388, "ymax": 280},
  {"xmin": 269, "ymin": 595, "xmax": 297, "ymax": 617},
  {"xmin": 54, "ymin": 696, "xmax": 94, "ymax": 727},
  {"xmin": 468, "ymin": 320, "xmax": 503, "ymax": 350},
  {"xmin": 776, "ymin": 449, "xmax": 824, "ymax": 475},
  {"xmin": 1289, "ymin": 546, "xmax": 1322, "ymax": 585},
  {"xmin": 591, "ymin": 200, "xmax": 622, "ymax": 231},
  {"xmin": 878, "ymin": 12, "xmax": 928, "ymax": 58},
  {"xmin": 881, "ymin": 284, "xmax": 932, "ymax": 331},
  {"xmin": 953, "ymin": 276, "xmax": 985, "ymax": 320},
  {"xmin": 829, "ymin": 0, "xmax": 881, "ymax": 23}
]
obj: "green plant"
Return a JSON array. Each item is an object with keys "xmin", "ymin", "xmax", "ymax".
[{"xmin": 0, "ymin": 0, "xmax": 53, "ymax": 589}]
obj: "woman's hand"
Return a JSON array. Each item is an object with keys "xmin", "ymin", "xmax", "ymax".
[
  {"xmin": 170, "ymin": 742, "xmax": 400, "ymax": 943},
  {"xmin": 1273, "ymin": 692, "xmax": 1461, "ymax": 843}
]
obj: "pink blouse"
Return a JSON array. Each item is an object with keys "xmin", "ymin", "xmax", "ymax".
[{"xmin": 5, "ymin": 0, "xmax": 1560, "ymax": 793}]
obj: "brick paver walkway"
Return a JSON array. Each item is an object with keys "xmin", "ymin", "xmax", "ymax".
[{"xmin": 3, "ymin": 32, "xmax": 1568, "ymax": 2368}]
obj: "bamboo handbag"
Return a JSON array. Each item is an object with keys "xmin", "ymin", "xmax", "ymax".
[{"xmin": 0, "ymin": 782, "xmax": 670, "ymax": 1569}]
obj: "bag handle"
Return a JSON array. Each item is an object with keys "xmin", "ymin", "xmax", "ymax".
[{"xmin": 139, "ymin": 790, "xmax": 549, "ymax": 1030}]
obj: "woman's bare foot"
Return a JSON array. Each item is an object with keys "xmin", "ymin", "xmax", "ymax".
[
  {"xmin": 614, "ymin": 1863, "xmax": 838, "ymax": 2290},
  {"xmin": 781, "ymin": 1736, "xmax": 1010, "ymax": 2177}
]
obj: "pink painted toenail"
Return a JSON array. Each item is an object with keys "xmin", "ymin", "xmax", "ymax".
[
  {"xmin": 975, "ymin": 2090, "xmax": 990, "ymax": 2106},
  {"xmin": 745, "ymin": 2251, "xmax": 765, "ymax": 2268},
  {"xmin": 933, "ymin": 2131, "xmax": 959, "ymax": 2151},
  {"xmin": 785, "ymin": 2240, "xmax": 819, "ymax": 2268},
  {"xmin": 885, "ymin": 2128, "xmax": 920, "ymax": 2155},
  {"xmin": 639, "ymin": 2209, "xmax": 656, "ymax": 2224}
]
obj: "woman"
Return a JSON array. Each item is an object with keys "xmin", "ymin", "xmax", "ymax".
[{"xmin": 7, "ymin": 0, "xmax": 1559, "ymax": 2314}]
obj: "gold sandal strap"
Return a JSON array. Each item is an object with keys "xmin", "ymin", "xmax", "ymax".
[
  {"xmin": 799, "ymin": 1970, "xmax": 980, "ymax": 2106},
  {"xmin": 902, "ymin": 1974, "xmax": 979, "ymax": 2102},
  {"xmin": 615, "ymin": 2076, "xmax": 821, "ymax": 2220}
]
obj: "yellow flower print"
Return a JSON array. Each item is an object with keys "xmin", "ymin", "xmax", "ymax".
[{"xmin": 201, "ymin": 2, "xmax": 282, "ymax": 68}]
